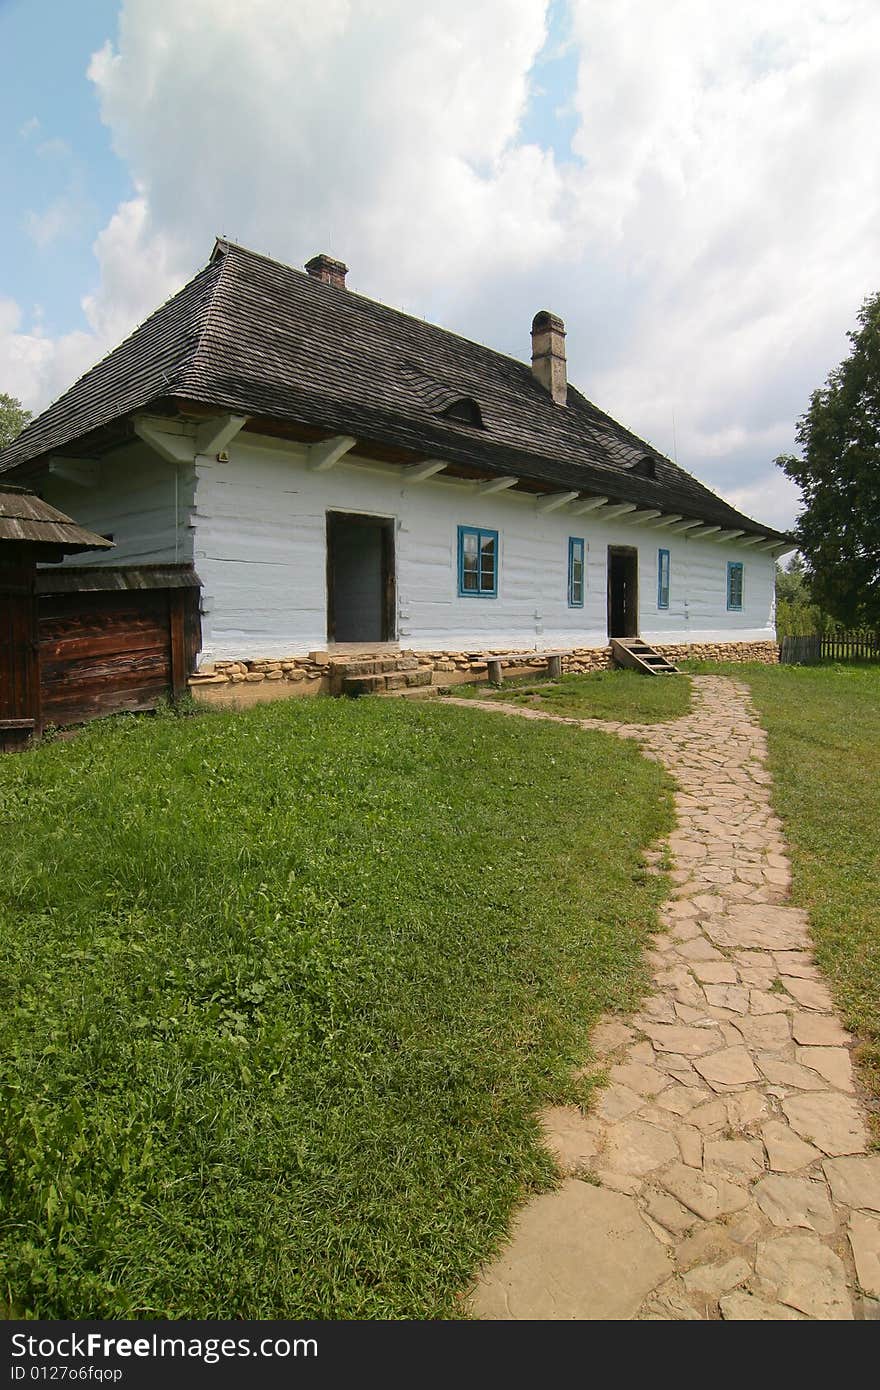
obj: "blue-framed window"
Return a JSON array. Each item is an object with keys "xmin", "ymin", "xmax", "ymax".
[
  {"xmin": 727, "ymin": 561, "xmax": 744, "ymax": 611},
  {"xmin": 657, "ymin": 548, "xmax": 670, "ymax": 609},
  {"xmin": 568, "ymin": 537, "xmax": 585, "ymax": 607},
  {"xmin": 458, "ymin": 525, "xmax": 498, "ymax": 597}
]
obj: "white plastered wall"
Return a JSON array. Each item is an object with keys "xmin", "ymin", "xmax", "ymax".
[
  {"xmin": 193, "ymin": 434, "xmax": 777, "ymax": 663},
  {"xmin": 40, "ymin": 441, "xmax": 196, "ymax": 569}
]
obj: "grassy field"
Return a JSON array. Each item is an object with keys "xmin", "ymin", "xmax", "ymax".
[
  {"xmin": 0, "ymin": 696, "xmax": 673, "ymax": 1319},
  {"xmin": 684, "ymin": 660, "xmax": 880, "ymax": 1107},
  {"xmin": 453, "ymin": 668, "xmax": 692, "ymax": 723}
]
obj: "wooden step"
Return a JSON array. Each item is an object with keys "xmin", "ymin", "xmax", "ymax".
[{"xmin": 611, "ymin": 637, "xmax": 680, "ymax": 676}]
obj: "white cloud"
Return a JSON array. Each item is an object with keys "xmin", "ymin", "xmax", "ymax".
[{"xmin": 5, "ymin": 0, "xmax": 880, "ymax": 530}]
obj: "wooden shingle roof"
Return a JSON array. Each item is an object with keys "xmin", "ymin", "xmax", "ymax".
[
  {"xmin": 0, "ymin": 485, "xmax": 113, "ymax": 553},
  {"xmin": 0, "ymin": 240, "xmax": 787, "ymax": 539}
]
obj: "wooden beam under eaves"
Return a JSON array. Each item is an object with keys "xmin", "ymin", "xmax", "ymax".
[
  {"xmin": 403, "ymin": 459, "xmax": 447, "ymax": 484},
  {"xmin": 48, "ymin": 457, "xmax": 100, "ymax": 487},
  {"xmin": 686, "ymin": 525, "xmax": 723, "ymax": 539},
  {"xmin": 594, "ymin": 502, "xmax": 638, "ymax": 520},
  {"xmin": 307, "ymin": 435, "xmax": 357, "ymax": 472},
  {"xmin": 569, "ymin": 495, "xmax": 609, "ymax": 515},
  {"xmin": 666, "ymin": 519, "xmax": 703, "ymax": 534},
  {"xmin": 712, "ymin": 529, "xmax": 745, "ymax": 543},
  {"xmin": 625, "ymin": 509, "xmax": 663, "ymax": 527},
  {"xmin": 737, "ymin": 535, "xmax": 766, "ymax": 548},
  {"xmin": 536, "ymin": 490, "xmax": 579, "ymax": 514},
  {"xmin": 479, "ymin": 476, "xmax": 518, "ymax": 494},
  {"xmin": 646, "ymin": 514, "xmax": 683, "ymax": 529},
  {"xmin": 133, "ymin": 415, "xmax": 197, "ymax": 465},
  {"xmin": 195, "ymin": 413, "xmax": 249, "ymax": 456},
  {"xmin": 758, "ymin": 539, "xmax": 795, "ymax": 556}
]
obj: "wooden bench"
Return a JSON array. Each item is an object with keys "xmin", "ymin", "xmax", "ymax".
[{"xmin": 485, "ymin": 651, "xmax": 565, "ymax": 686}]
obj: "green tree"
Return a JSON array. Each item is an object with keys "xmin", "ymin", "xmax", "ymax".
[
  {"xmin": 0, "ymin": 392, "xmax": 31, "ymax": 449},
  {"xmin": 775, "ymin": 553, "xmax": 832, "ymax": 638},
  {"xmin": 777, "ymin": 292, "xmax": 880, "ymax": 628}
]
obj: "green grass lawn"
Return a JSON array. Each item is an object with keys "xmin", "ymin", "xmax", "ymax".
[
  {"xmin": 452, "ymin": 668, "xmax": 692, "ymax": 723},
  {"xmin": 684, "ymin": 660, "xmax": 880, "ymax": 1109},
  {"xmin": 0, "ymin": 697, "xmax": 673, "ymax": 1319}
]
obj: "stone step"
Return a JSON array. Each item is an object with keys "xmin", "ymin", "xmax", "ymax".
[
  {"xmin": 376, "ymin": 685, "xmax": 439, "ymax": 700},
  {"xmin": 342, "ymin": 667, "xmax": 432, "ymax": 697}
]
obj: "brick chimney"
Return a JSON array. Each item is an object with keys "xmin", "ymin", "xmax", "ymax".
[
  {"xmin": 305, "ymin": 253, "xmax": 348, "ymax": 289},
  {"xmin": 531, "ymin": 310, "xmax": 567, "ymax": 405}
]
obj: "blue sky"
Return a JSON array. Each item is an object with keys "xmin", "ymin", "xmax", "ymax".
[
  {"xmin": 2, "ymin": 0, "xmax": 879, "ymax": 532},
  {"xmin": 0, "ymin": 0, "xmax": 128, "ymax": 336}
]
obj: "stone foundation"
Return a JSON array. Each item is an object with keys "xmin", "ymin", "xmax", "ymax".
[
  {"xmin": 188, "ymin": 639, "xmax": 778, "ymax": 704},
  {"xmin": 656, "ymin": 641, "xmax": 779, "ymax": 666}
]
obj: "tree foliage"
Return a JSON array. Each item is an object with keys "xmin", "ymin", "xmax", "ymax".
[
  {"xmin": 775, "ymin": 554, "xmax": 832, "ymax": 638},
  {"xmin": 0, "ymin": 392, "xmax": 31, "ymax": 449},
  {"xmin": 777, "ymin": 292, "xmax": 880, "ymax": 628}
]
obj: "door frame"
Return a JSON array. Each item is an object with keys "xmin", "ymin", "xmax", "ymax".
[
  {"xmin": 326, "ymin": 510, "xmax": 396, "ymax": 644},
  {"xmin": 607, "ymin": 544, "xmax": 640, "ymax": 639}
]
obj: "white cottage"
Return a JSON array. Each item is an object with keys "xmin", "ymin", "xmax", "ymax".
[{"xmin": 0, "ymin": 241, "xmax": 792, "ymax": 698}]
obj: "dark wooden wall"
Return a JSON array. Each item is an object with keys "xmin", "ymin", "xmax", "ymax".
[
  {"xmin": 1, "ymin": 566, "xmax": 201, "ymax": 746},
  {"xmin": 0, "ymin": 558, "xmax": 40, "ymax": 750},
  {"xmin": 39, "ymin": 589, "xmax": 179, "ymax": 726}
]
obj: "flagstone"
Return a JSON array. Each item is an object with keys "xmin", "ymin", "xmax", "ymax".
[
  {"xmin": 705, "ymin": 903, "xmax": 810, "ymax": 952},
  {"xmin": 610, "ymin": 1062, "xmax": 670, "ymax": 1098},
  {"xmin": 822, "ymin": 1156, "xmax": 880, "ymax": 1212},
  {"xmin": 754, "ymin": 1175, "xmax": 835, "ymax": 1234},
  {"xmin": 791, "ymin": 1013, "xmax": 851, "ymax": 1047},
  {"xmin": 661, "ymin": 1163, "xmax": 750, "ymax": 1222},
  {"xmin": 594, "ymin": 1083, "xmax": 644, "ymax": 1122},
  {"xmin": 748, "ymin": 988, "xmax": 790, "ymax": 1016},
  {"xmin": 693, "ymin": 1046, "xmax": 760, "ymax": 1090},
  {"xmin": 703, "ymin": 983, "xmax": 749, "ymax": 1014},
  {"xmin": 675, "ymin": 1125, "xmax": 703, "ymax": 1168},
  {"xmin": 471, "ymin": 1181, "xmax": 670, "ymax": 1321},
  {"xmin": 795, "ymin": 1046, "xmax": 854, "ymax": 1092},
  {"xmin": 467, "ymin": 676, "xmax": 873, "ymax": 1322},
  {"xmin": 783, "ymin": 976, "xmax": 835, "ymax": 1011},
  {"xmin": 643, "ymin": 1023, "xmax": 725, "ymax": 1057},
  {"xmin": 644, "ymin": 1190, "xmax": 699, "ymax": 1238},
  {"xmin": 848, "ymin": 1212, "xmax": 880, "ymax": 1299},
  {"xmin": 755, "ymin": 1232, "xmax": 853, "ymax": 1320},
  {"xmin": 590, "ymin": 1019, "xmax": 636, "ymax": 1055},
  {"xmin": 756, "ymin": 1058, "xmax": 829, "ymax": 1091},
  {"xmin": 690, "ymin": 960, "xmax": 738, "ymax": 985},
  {"xmin": 720, "ymin": 1291, "xmax": 803, "ymax": 1319},
  {"xmin": 682, "ymin": 1256, "xmax": 751, "ymax": 1296},
  {"xmin": 733, "ymin": 1013, "xmax": 792, "ymax": 1053},
  {"xmin": 774, "ymin": 952, "xmax": 819, "ymax": 980},
  {"xmin": 602, "ymin": 1118, "xmax": 681, "ymax": 1177},
  {"xmin": 761, "ymin": 1121, "xmax": 822, "ymax": 1173},
  {"xmin": 703, "ymin": 1137, "xmax": 765, "ymax": 1179},
  {"xmin": 782, "ymin": 1093, "xmax": 868, "ymax": 1157}
]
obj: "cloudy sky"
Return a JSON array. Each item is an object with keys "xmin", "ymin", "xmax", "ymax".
[{"xmin": 2, "ymin": 0, "xmax": 879, "ymax": 529}]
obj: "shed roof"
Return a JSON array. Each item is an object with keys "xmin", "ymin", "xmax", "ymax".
[
  {"xmin": 0, "ymin": 484, "xmax": 114, "ymax": 554},
  {"xmin": 0, "ymin": 241, "xmax": 788, "ymax": 540}
]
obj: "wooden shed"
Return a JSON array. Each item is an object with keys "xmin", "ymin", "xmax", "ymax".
[
  {"xmin": 1, "ymin": 486, "xmax": 201, "ymax": 750},
  {"xmin": 1, "ymin": 486, "xmax": 112, "ymax": 749}
]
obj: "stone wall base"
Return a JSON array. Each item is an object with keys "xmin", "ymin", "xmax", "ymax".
[{"xmin": 188, "ymin": 639, "xmax": 778, "ymax": 705}]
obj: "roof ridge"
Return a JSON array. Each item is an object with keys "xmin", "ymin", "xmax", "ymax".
[
  {"xmin": 177, "ymin": 243, "xmax": 236, "ymax": 395},
  {"xmin": 214, "ymin": 238, "xmax": 545, "ymax": 380}
]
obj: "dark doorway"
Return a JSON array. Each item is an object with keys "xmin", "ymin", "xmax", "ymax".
[
  {"xmin": 327, "ymin": 512, "xmax": 395, "ymax": 643},
  {"xmin": 607, "ymin": 546, "xmax": 639, "ymax": 638}
]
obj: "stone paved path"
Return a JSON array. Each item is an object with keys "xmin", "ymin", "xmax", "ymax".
[{"xmin": 445, "ymin": 675, "xmax": 880, "ymax": 1320}]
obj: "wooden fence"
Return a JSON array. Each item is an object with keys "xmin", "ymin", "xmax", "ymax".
[
  {"xmin": 820, "ymin": 629, "xmax": 880, "ymax": 661},
  {"xmin": 780, "ymin": 630, "xmax": 879, "ymax": 664}
]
